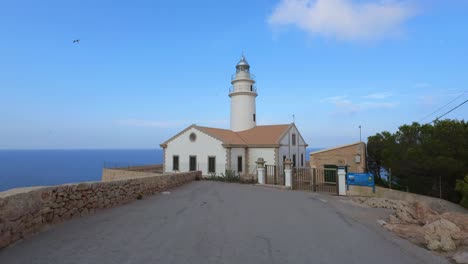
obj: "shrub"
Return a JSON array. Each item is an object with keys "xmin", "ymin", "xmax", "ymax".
[
  {"xmin": 221, "ymin": 170, "xmax": 240, "ymax": 182},
  {"xmin": 455, "ymin": 175, "xmax": 468, "ymax": 208},
  {"xmin": 205, "ymin": 170, "xmax": 252, "ymax": 183}
]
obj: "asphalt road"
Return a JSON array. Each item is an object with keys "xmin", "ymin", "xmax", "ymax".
[{"xmin": 0, "ymin": 181, "xmax": 448, "ymax": 264}]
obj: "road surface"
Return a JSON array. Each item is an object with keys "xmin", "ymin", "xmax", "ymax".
[{"xmin": 0, "ymin": 181, "xmax": 447, "ymax": 264}]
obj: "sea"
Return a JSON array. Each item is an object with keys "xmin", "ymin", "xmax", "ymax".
[{"xmin": 0, "ymin": 148, "xmax": 320, "ymax": 192}]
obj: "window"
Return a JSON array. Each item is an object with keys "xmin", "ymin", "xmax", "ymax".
[
  {"xmin": 250, "ymin": 85, "xmax": 253, "ymax": 91},
  {"xmin": 208, "ymin": 156, "xmax": 216, "ymax": 173},
  {"xmin": 301, "ymin": 153, "xmax": 304, "ymax": 167},
  {"xmin": 253, "ymin": 114, "xmax": 256, "ymax": 122},
  {"xmin": 237, "ymin": 156, "xmax": 243, "ymax": 172},
  {"xmin": 172, "ymin": 155, "xmax": 179, "ymax": 171},
  {"xmin": 189, "ymin": 156, "xmax": 197, "ymax": 171},
  {"xmin": 189, "ymin": 132, "xmax": 197, "ymax": 142},
  {"xmin": 283, "ymin": 155, "xmax": 286, "ymax": 165},
  {"xmin": 292, "ymin": 154, "xmax": 296, "ymax": 167},
  {"xmin": 292, "ymin": 134, "xmax": 296, "ymax": 146}
]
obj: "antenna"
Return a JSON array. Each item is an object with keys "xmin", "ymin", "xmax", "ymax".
[{"xmin": 292, "ymin": 114, "xmax": 295, "ymax": 123}]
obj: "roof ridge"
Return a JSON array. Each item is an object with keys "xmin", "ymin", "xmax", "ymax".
[{"xmin": 233, "ymin": 131, "xmax": 248, "ymax": 145}]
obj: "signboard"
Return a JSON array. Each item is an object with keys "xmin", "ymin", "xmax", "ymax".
[{"xmin": 346, "ymin": 172, "xmax": 375, "ymax": 192}]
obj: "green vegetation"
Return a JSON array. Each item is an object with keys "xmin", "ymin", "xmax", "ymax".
[
  {"xmin": 367, "ymin": 119, "xmax": 468, "ymax": 204},
  {"xmin": 206, "ymin": 170, "xmax": 256, "ymax": 184},
  {"xmin": 455, "ymin": 175, "xmax": 468, "ymax": 208}
]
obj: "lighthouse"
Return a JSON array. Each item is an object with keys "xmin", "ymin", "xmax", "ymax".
[{"xmin": 229, "ymin": 55, "xmax": 257, "ymax": 132}]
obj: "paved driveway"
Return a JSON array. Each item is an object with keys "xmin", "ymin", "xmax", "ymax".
[{"xmin": 0, "ymin": 181, "xmax": 447, "ymax": 264}]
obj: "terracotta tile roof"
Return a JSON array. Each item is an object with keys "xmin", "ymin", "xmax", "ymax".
[{"xmin": 195, "ymin": 124, "xmax": 291, "ymax": 146}]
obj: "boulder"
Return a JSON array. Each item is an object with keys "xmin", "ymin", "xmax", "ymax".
[
  {"xmin": 423, "ymin": 219, "xmax": 460, "ymax": 251},
  {"xmin": 441, "ymin": 212, "xmax": 468, "ymax": 231},
  {"xmin": 412, "ymin": 202, "xmax": 440, "ymax": 225},
  {"xmin": 385, "ymin": 223, "xmax": 426, "ymax": 245}
]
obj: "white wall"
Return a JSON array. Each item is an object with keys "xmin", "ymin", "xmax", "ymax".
[
  {"xmin": 248, "ymin": 148, "xmax": 275, "ymax": 174},
  {"xmin": 230, "ymin": 148, "xmax": 245, "ymax": 174},
  {"xmin": 279, "ymin": 125, "xmax": 307, "ymax": 167},
  {"xmin": 164, "ymin": 127, "xmax": 227, "ymax": 176},
  {"xmin": 230, "ymin": 94, "xmax": 256, "ymax": 132}
]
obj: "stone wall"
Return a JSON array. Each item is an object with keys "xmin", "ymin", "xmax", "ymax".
[
  {"xmin": 102, "ymin": 168, "xmax": 163, "ymax": 182},
  {"xmin": 0, "ymin": 171, "xmax": 200, "ymax": 249}
]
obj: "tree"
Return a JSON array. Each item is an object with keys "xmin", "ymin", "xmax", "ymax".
[{"xmin": 367, "ymin": 119, "xmax": 468, "ymax": 204}]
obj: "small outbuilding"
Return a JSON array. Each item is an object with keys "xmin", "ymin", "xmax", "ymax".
[{"xmin": 309, "ymin": 142, "xmax": 366, "ymax": 173}]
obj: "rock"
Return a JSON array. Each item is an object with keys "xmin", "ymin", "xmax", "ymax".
[
  {"xmin": 76, "ymin": 200, "xmax": 84, "ymax": 208},
  {"xmin": 40, "ymin": 192, "xmax": 51, "ymax": 201},
  {"xmin": 385, "ymin": 224, "xmax": 426, "ymax": 245},
  {"xmin": 413, "ymin": 202, "xmax": 440, "ymax": 225},
  {"xmin": 441, "ymin": 212, "xmax": 468, "ymax": 231},
  {"xmin": 0, "ymin": 230, "xmax": 12, "ymax": 249},
  {"xmin": 51, "ymin": 215, "xmax": 61, "ymax": 224},
  {"xmin": 388, "ymin": 214, "xmax": 402, "ymax": 224},
  {"xmin": 80, "ymin": 208, "xmax": 89, "ymax": 216},
  {"xmin": 377, "ymin": 219, "xmax": 387, "ymax": 226},
  {"xmin": 453, "ymin": 251, "xmax": 468, "ymax": 264},
  {"xmin": 423, "ymin": 219, "xmax": 460, "ymax": 251},
  {"xmin": 76, "ymin": 183, "xmax": 89, "ymax": 191}
]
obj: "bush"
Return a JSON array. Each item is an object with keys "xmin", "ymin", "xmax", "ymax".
[
  {"xmin": 205, "ymin": 170, "xmax": 253, "ymax": 183},
  {"xmin": 455, "ymin": 175, "xmax": 468, "ymax": 208}
]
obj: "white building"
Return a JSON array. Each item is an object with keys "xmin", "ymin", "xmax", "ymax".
[{"xmin": 160, "ymin": 55, "xmax": 308, "ymax": 176}]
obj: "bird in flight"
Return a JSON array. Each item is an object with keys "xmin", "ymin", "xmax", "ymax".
[{"xmin": 73, "ymin": 39, "xmax": 80, "ymax": 44}]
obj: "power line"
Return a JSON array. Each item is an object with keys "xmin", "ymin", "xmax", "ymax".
[
  {"xmin": 429, "ymin": 99, "xmax": 468, "ymax": 124},
  {"xmin": 420, "ymin": 90, "xmax": 467, "ymax": 122}
]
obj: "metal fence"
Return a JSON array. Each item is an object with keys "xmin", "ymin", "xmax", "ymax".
[
  {"xmin": 265, "ymin": 165, "xmax": 285, "ymax": 185},
  {"xmin": 292, "ymin": 167, "xmax": 338, "ymax": 194}
]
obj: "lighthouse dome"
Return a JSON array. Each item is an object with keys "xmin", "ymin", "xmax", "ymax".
[{"xmin": 236, "ymin": 55, "xmax": 250, "ymax": 72}]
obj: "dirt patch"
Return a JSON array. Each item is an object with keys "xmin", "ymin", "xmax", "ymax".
[{"xmin": 352, "ymin": 197, "xmax": 468, "ymax": 263}]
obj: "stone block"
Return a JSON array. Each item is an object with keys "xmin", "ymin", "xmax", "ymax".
[{"xmin": 76, "ymin": 183, "xmax": 89, "ymax": 191}]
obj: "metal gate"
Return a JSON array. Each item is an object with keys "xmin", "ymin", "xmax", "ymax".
[
  {"xmin": 292, "ymin": 167, "xmax": 338, "ymax": 194},
  {"xmin": 265, "ymin": 165, "xmax": 285, "ymax": 185}
]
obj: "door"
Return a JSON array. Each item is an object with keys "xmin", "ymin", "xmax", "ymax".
[{"xmin": 189, "ymin": 156, "xmax": 197, "ymax": 171}]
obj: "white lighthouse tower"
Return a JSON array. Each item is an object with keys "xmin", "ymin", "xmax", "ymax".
[{"xmin": 230, "ymin": 55, "xmax": 257, "ymax": 132}]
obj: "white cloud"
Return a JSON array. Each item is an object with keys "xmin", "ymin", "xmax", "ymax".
[
  {"xmin": 362, "ymin": 92, "xmax": 392, "ymax": 99},
  {"xmin": 115, "ymin": 119, "xmax": 187, "ymax": 128},
  {"xmin": 115, "ymin": 119, "xmax": 229, "ymax": 129},
  {"xmin": 322, "ymin": 95, "xmax": 399, "ymax": 115},
  {"xmin": 268, "ymin": 0, "xmax": 416, "ymax": 41}
]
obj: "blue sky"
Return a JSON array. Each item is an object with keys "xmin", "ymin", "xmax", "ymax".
[{"xmin": 1, "ymin": 0, "xmax": 467, "ymax": 149}]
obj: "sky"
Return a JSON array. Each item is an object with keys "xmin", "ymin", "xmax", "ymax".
[{"xmin": 1, "ymin": 0, "xmax": 467, "ymax": 149}]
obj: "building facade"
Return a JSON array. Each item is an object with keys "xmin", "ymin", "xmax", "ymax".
[
  {"xmin": 309, "ymin": 142, "xmax": 366, "ymax": 173},
  {"xmin": 160, "ymin": 55, "xmax": 308, "ymax": 176}
]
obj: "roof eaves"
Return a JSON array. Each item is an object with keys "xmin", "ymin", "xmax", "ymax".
[
  {"xmin": 160, "ymin": 124, "xmax": 197, "ymax": 147},
  {"xmin": 309, "ymin": 142, "xmax": 365, "ymax": 155}
]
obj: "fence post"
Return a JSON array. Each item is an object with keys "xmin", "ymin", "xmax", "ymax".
[
  {"xmin": 337, "ymin": 166, "xmax": 347, "ymax": 196},
  {"xmin": 284, "ymin": 158, "xmax": 293, "ymax": 189},
  {"xmin": 312, "ymin": 168, "xmax": 316, "ymax": 192},
  {"xmin": 256, "ymin": 158, "xmax": 266, "ymax": 184}
]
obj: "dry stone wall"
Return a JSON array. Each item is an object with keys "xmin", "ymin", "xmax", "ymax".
[{"xmin": 0, "ymin": 171, "xmax": 200, "ymax": 249}]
